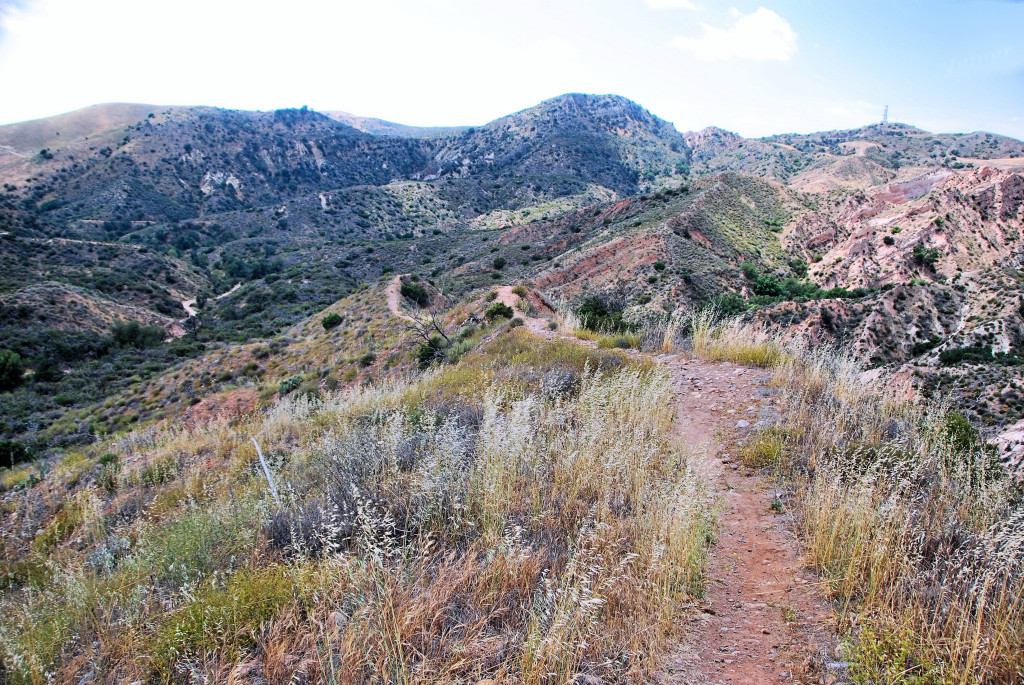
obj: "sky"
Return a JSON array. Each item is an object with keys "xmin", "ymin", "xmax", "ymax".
[{"xmin": 0, "ymin": 0, "xmax": 1022, "ymax": 138}]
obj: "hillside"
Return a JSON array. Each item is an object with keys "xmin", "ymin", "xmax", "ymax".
[
  {"xmin": 3, "ymin": 93, "xmax": 1024, "ymax": 449},
  {"xmin": 1, "ymin": 91, "xmax": 1023, "ymax": 683}
]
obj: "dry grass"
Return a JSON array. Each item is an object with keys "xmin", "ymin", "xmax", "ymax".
[
  {"xmin": 0, "ymin": 333, "xmax": 711, "ymax": 684},
  {"xmin": 690, "ymin": 316, "xmax": 1024, "ymax": 683},
  {"xmin": 689, "ymin": 308, "xmax": 786, "ymax": 368}
]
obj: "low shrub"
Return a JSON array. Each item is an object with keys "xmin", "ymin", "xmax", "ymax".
[
  {"xmin": 485, "ymin": 302, "xmax": 514, "ymax": 321},
  {"xmin": 321, "ymin": 312, "xmax": 343, "ymax": 330},
  {"xmin": 0, "ymin": 440, "xmax": 30, "ymax": 469},
  {"xmin": 400, "ymin": 281, "xmax": 430, "ymax": 307}
]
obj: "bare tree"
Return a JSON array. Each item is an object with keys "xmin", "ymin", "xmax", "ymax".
[{"xmin": 400, "ymin": 276, "xmax": 466, "ymax": 366}]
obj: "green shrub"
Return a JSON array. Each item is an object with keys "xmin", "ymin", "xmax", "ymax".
[
  {"xmin": 710, "ymin": 293, "xmax": 749, "ymax": 317},
  {"xmin": 321, "ymin": 312, "xmax": 343, "ymax": 330},
  {"xmin": 278, "ymin": 375, "xmax": 303, "ymax": 394},
  {"xmin": 400, "ymin": 281, "xmax": 430, "ymax": 307},
  {"xmin": 110, "ymin": 320, "xmax": 165, "ymax": 349},
  {"xmin": 943, "ymin": 411, "xmax": 979, "ymax": 452},
  {"xmin": 417, "ymin": 334, "xmax": 448, "ymax": 368},
  {"xmin": 883, "ymin": 235, "xmax": 895, "ymax": 246},
  {"xmin": 140, "ymin": 455, "xmax": 177, "ymax": 487},
  {"xmin": 152, "ymin": 565, "xmax": 296, "ymax": 671},
  {"xmin": 485, "ymin": 302, "xmax": 514, "ymax": 321},
  {"xmin": 652, "ymin": 260, "xmax": 666, "ymax": 272},
  {"xmin": 936, "ymin": 346, "xmax": 1024, "ymax": 366},
  {"xmin": 492, "ymin": 256, "xmax": 507, "ymax": 270},
  {"xmin": 576, "ymin": 296, "xmax": 636, "ymax": 333},
  {"xmin": 0, "ymin": 440, "xmax": 30, "ymax": 469},
  {"xmin": 0, "ymin": 350, "xmax": 26, "ymax": 391},
  {"xmin": 912, "ymin": 244, "xmax": 940, "ymax": 268},
  {"xmin": 596, "ymin": 333, "xmax": 640, "ymax": 349},
  {"xmin": 509, "ymin": 317, "xmax": 524, "ymax": 328},
  {"xmin": 911, "ymin": 336, "xmax": 940, "ymax": 356}
]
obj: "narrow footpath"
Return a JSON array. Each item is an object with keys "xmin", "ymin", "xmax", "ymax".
[
  {"xmin": 658, "ymin": 355, "xmax": 838, "ymax": 684},
  {"xmin": 382, "ymin": 283, "xmax": 840, "ymax": 683}
]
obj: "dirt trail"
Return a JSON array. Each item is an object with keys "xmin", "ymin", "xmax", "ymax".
[
  {"xmin": 658, "ymin": 355, "xmax": 837, "ymax": 684},
  {"xmin": 386, "ymin": 273, "xmax": 416, "ymax": 323},
  {"xmin": 181, "ymin": 282, "xmax": 241, "ymax": 320},
  {"xmin": 378, "ymin": 282, "xmax": 838, "ymax": 680},
  {"xmin": 493, "ymin": 285, "xmax": 555, "ymax": 338}
]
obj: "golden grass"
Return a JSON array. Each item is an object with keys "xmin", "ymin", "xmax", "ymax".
[
  {"xmin": 0, "ymin": 334, "xmax": 710, "ymax": 684},
  {"xmin": 689, "ymin": 308, "xmax": 786, "ymax": 368}
]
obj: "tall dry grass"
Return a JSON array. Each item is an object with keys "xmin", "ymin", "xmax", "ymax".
[
  {"xmin": 689, "ymin": 311, "xmax": 1024, "ymax": 683},
  {"xmin": 0, "ymin": 335, "xmax": 712, "ymax": 684}
]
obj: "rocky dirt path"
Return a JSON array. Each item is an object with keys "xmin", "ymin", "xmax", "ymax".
[
  {"xmin": 657, "ymin": 355, "xmax": 838, "ymax": 685},
  {"xmin": 492, "ymin": 285, "xmax": 555, "ymax": 338}
]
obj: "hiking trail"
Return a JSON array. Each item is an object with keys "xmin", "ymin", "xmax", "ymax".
[
  {"xmin": 381, "ymin": 283, "xmax": 839, "ymax": 682},
  {"xmin": 657, "ymin": 355, "xmax": 838, "ymax": 684}
]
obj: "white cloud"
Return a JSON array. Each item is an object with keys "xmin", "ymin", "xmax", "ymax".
[
  {"xmin": 643, "ymin": 0, "xmax": 700, "ymax": 9},
  {"xmin": 668, "ymin": 7, "xmax": 797, "ymax": 62}
]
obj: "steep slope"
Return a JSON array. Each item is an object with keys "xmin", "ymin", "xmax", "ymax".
[
  {"xmin": 688, "ymin": 122, "xmax": 1024, "ymax": 187},
  {"xmin": 3, "ymin": 92, "xmax": 1024, "ymax": 450},
  {"xmin": 0, "ymin": 103, "xmax": 167, "ymax": 186}
]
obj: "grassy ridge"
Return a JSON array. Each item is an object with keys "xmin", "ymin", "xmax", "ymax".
[{"xmin": 0, "ymin": 331, "xmax": 712, "ymax": 683}]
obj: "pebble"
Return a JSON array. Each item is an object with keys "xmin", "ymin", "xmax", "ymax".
[{"xmin": 736, "ymin": 419, "xmax": 750, "ymax": 428}]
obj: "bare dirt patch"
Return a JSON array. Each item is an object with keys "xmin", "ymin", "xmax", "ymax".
[{"xmin": 182, "ymin": 388, "xmax": 258, "ymax": 428}]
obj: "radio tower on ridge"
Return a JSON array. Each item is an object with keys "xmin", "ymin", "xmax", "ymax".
[{"xmin": 882, "ymin": 105, "xmax": 889, "ymax": 126}]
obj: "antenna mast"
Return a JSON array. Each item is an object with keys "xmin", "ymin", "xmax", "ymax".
[{"xmin": 882, "ymin": 105, "xmax": 889, "ymax": 126}]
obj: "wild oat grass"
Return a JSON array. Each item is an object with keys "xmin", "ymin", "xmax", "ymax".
[
  {"xmin": 692, "ymin": 319, "xmax": 1024, "ymax": 683},
  {"xmin": 689, "ymin": 308, "xmax": 786, "ymax": 368},
  {"xmin": 0, "ymin": 335, "xmax": 710, "ymax": 684}
]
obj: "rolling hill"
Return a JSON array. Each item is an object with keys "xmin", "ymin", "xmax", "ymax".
[{"xmin": 2, "ymin": 92, "xmax": 1024, "ymax": 449}]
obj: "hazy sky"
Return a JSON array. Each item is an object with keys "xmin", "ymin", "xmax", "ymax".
[{"xmin": 0, "ymin": 0, "xmax": 1022, "ymax": 138}]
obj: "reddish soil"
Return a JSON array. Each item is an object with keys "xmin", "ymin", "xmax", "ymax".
[
  {"xmin": 534, "ymin": 232, "xmax": 665, "ymax": 294},
  {"xmin": 492, "ymin": 285, "xmax": 557, "ymax": 339},
  {"xmin": 183, "ymin": 388, "xmax": 258, "ymax": 428},
  {"xmin": 657, "ymin": 356, "xmax": 838, "ymax": 685}
]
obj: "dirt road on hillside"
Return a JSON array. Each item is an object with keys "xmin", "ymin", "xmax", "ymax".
[
  {"xmin": 492, "ymin": 285, "xmax": 555, "ymax": 338},
  {"xmin": 658, "ymin": 356, "xmax": 837, "ymax": 684}
]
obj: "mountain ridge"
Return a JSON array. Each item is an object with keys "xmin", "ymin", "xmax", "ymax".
[{"xmin": 2, "ymin": 91, "xmax": 1024, "ymax": 451}]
